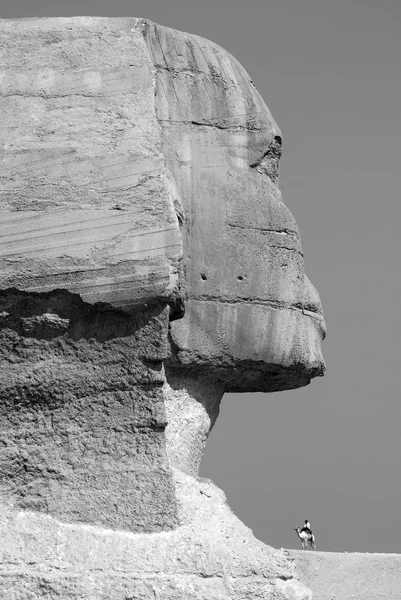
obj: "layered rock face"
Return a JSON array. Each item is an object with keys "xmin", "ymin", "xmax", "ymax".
[
  {"xmin": 143, "ymin": 21, "xmax": 325, "ymax": 392},
  {"xmin": 0, "ymin": 17, "xmax": 325, "ymax": 599}
]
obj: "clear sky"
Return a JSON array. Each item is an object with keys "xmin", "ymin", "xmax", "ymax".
[{"xmin": 2, "ymin": 0, "xmax": 400, "ymax": 553}]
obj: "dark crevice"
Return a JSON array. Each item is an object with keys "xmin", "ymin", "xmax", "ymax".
[
  {"xmin": 292, "ymin": 301, "xmax": 322, "ymax": 315},
  {"xmin": 189, "ymin": 119, "xmax": 262, "ymax": 132},
  {"xmin": 168, "ymin": 290, "xmax": 186, "ymax": 321},
  {"xmin": 156, "ymin": 118, "xmax": 265, "ymax": 132},
  {"xmin": 227, "ymin": 223, "xmax": 298, "ymax": 238}
]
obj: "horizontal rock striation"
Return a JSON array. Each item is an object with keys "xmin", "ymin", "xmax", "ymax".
[
  {"xmin": 0, "ymin": 16, "xmax": 324, "ymax": 600},
  {"xmin": 0, "ymin": 289, "xmax": 177, "ymax": 532},
  {"xmin": 0, "ymin": 17, "xmax": 181, "ymax": 311},
  {"xmin": 142, "ymin": 20, "xmax": 325, "ymax": 393}
]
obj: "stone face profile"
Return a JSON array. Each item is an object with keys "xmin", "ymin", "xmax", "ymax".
[{"xmin": 0, "ymin": 17, "xmax": 324, "ymax": 599}]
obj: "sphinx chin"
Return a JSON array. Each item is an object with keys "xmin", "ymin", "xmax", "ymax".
[{"xmin": 168, "ymin": 298, "xmax": 325, "ymax": 393}]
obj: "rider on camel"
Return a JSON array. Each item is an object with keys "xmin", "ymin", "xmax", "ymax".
[{"xmin": 300, "ymin": 519, "xmax": 312, "ymax": 536}]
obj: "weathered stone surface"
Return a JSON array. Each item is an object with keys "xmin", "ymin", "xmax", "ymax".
[
  {"xmin": 141, "ymin": 20, "xmax": 325, "ymax": 392},
  {"xmin": 0, "ymin": 472, "xmax": 313, "ymax": 600},
  {"xmin": 0, "ymin": 17, "xmax": 181, "ymax": 309},
  {"xmin": 0, "ymin": 289, "xmax": 177, "ymax": 532},
  {"xmin": 0, "ymin": 17, "xmax": 326, "ymax": 599},
  {"xmin": 288, "ymin": 550, "xmax": 401, "ymax": 600}
]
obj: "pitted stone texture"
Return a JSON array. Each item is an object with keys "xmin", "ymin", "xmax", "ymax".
[
  {"xmin": 275, "ymin": 579, "xmax": 313, "ymax": 600},
  {"xmin": 0, "ymin": 290, "xmax": 177, "ymax": 532}
]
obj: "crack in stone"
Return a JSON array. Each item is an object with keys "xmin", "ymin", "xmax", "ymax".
[
  {"xmin": 191, "ymin": 295, "xmax": 324, "ymax": 320},
  {"xmin": 157, "ymin": 118, "xmax": 264, "ymax": 132},
  {"xmin": 227, "ymin": 223, "xmax": 299, "ymax": 238}
]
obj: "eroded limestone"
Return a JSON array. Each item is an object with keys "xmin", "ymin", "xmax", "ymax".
[{"xmin": 0, "ymin": 17, "xmax": 325, "ymax": 599}]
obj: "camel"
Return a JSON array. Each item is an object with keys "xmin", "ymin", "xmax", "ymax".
[{"xmin": 293, "ymin": 526, "xmax": 316, "ymax": 551}]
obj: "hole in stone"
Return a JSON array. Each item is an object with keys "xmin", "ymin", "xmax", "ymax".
[
  {"xmin": 237, "ymin": 275, "xmax": 244, "ymax": 281},
  {"xmin": 201, "ymin": 273, "xmax": 207, "ymax": 281}
]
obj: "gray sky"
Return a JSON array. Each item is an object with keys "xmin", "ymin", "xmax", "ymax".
[{"xmin": 2, "ymin": 0, "xmax": 400, "ymax": 553}]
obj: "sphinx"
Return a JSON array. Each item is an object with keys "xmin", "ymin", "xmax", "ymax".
[{"xmin": 0, "ymin": 17, "xmax": 324, "ymax": 599}]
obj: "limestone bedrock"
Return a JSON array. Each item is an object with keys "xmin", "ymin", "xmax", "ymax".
[{"xmin": 0, "ymin": 17, "xmax": 324, "ymax": 600}]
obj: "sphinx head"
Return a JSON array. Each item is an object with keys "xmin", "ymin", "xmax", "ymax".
[
  {"xmin": 0, "ymin": 18, "xmax": 325, "ymax": 484},
  {"xmin": 141, "ymin": 21, "xmax": 326, "ymax": 394},
  {"xmin": 0, "ymin": 22, "xmax": 323, "ymax": 600},
  {"xmin": 139, "ymin": 22, "xmax": 326, "ymax": 473}
]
